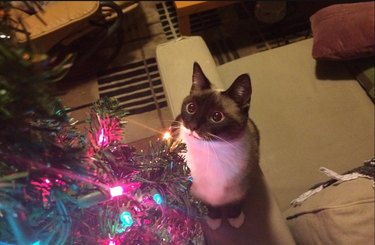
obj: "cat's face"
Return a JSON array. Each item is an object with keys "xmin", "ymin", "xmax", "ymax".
[{"xmin": 180, "ymin": 62, "xmax": 252, "ymax": 141}]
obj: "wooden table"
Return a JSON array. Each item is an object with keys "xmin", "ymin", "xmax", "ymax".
[{"xmin": 174, "ymin": 1, "xmax": 236, "ymax": 36}]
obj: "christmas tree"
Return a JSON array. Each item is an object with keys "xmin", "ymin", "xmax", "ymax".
[{"xmin": 0, "ymin": 2, "xmax": 204, "ymax": 244}]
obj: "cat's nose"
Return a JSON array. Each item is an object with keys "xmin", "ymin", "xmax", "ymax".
[{"xmin": 189, "ymin": 122, "xmax": 198, "ymax": 131}]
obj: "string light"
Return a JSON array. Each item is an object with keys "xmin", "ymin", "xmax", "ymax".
[
  {"xmin": 119, "ymin": 211, "xmax": 133, "ymax": 227},
  {"xmin": 116, "ymin": 210, "xmax": 134, "ymax": 234},
  {"xmin": 125, "ymin": 182, "xmax": 142, "ymax": 192},
  {"xmin": 109, "ymin": 182, "xmax": 141, "ymax": 198},
  {"xmin": 109, "ymin": 186, "xmax": 123, "ymax": 197},
  {"xmin": 108, "ymin": 240, "xmax": 117, "ymax": 245},
  {"xmin": 0, "ymin": 13, "xmax": 204, "ymax": 241},
  {"xmin": 0, "ymin": 34, "xmax": 11, "ymax": 39},
  {"xmin": 163, "ymin": 131, "xmax": 171, "ymax": 140},
  {"xmin": 153, "ymin": 193, "xmax": 163, "ymax": 205},
  {"xmin": 97, "ymin": 128, "xmax": 109, "ymax": 147}
]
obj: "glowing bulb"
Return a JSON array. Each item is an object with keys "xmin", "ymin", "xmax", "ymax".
[
  {"xmin": 45, "ymin": 178, "xmax": 50, "ymax": 184},
  {"xmin": 119, "ymin": 211, "xmax": 133, "ymax": 227},
  {"xmin": 163, "ymin": 131, "xmax": 172, "ymax": 140},
  {"xmin": 110, "ymin": 186, "xmax": 123, "ymax": 197},
  {"xmin": 0, "ymin": 34, "xmax": 10, "ymax": 39},
  {"xmin": 97, "ymin": 128, "xmax": 109, "ymax": 147},
  {"xmin": 153, "ymin": 193, "xmax": 163, "ymax": 205},
  {"xmin": 108, "ymin": 240, "xmax": 116, "ymax": 245}
]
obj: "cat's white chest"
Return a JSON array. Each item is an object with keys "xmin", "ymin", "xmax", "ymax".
[{"xmin": 179, "ymin": 126, "xmax": 250, "ymax": 205}]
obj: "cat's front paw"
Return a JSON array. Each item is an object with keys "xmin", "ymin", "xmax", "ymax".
[
  {"xmin": 228, "ymin": 211, "xmax": 245, "ymax": 228},
  {"xmin": 205, "ymin": 216, "xmax": 222, "ymax": 230}
]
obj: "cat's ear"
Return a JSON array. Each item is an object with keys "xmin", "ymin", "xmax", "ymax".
[
  {"xmin": 224, "ymin": 74, "xmax": 252, "ymax": 109},
  {"xmin": 191, "ymin": 62, "xmax": 211, "ymax": 93}
]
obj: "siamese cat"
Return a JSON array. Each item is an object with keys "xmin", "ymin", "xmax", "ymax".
[{"xmin": 173, "ymin": 62, "xmax": 260, "ymax": 230}]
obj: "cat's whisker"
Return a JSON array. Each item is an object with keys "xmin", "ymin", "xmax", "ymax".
[
  {"xmin": 163, "ymin": 119, "xmax": 183, "ymax": 123},
  {"xmin": 207, "ymin": 132, "xmax": 236, "ymax": 149},
  {"xmin": 172, "ymin": 123, "xmax": 184, "ymax": 127},
  {"xmin": 164, "ymin": 120, "xmax": 184, "ymax": 131},
  {"xmin": 163, "ymin": 120, "xmax": 184, "ymax": 126},
  {"xmin": 207, "ymin": 140, "xmax": 220, "ymax": 162},
  {"xmin": 203, "ymin": 140, "xmax": 213, "ymax": 162},
  {"xmin": 169, "ymin": 126, "xmax": 182, "ymax": 134},
  {"xmin": 169, "ymin": 127, "xmax": 179, "ymax": 130},
  {"xmin": 126, "ymin": 118, "xmax": 165, "ymax": 134}
]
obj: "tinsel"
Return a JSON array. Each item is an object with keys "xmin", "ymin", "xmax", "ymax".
[{"xmin": 0, "ymin": 3, "xmax": 205, "ymax": 244}]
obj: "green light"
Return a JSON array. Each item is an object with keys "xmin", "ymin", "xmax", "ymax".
[
  {"xmin": 153, "ymin": 193, "xmax": 163, "ymax": 205},
  {"xmin": 119, "ymin": 211, "xmax": 133, "ymax": 227}
]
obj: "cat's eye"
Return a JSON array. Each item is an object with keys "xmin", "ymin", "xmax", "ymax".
[
  {"xmin": 186, "ymin": 102, "xmax": 196, "ymax": 114},
  {"xmin": 211, "ymin": 111, "xmax": 224, "ymax": 122}
]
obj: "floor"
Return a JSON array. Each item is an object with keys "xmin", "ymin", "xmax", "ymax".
[{"xmin": 56, "ymin": 1, "xmax": 316, "ymax": 148}]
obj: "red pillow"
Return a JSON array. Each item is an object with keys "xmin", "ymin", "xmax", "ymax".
[{"xmin": 310, "ymin": 2, "xmax": 375, "ymax": 60}]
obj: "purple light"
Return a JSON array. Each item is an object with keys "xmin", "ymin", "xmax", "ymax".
[{"xmin": 110, "ymin": 186, "xmax": 123, "ymax": 197}]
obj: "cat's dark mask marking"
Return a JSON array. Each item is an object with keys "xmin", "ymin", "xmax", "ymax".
[
  {"xmin": 191, "ymin": 62, "xmax": 211, "ymax": 92},
  {"xmin": 223, "ymin": 73, "xmax": 252, "ymax": 113},
  {"xmin": 181, "ymin": 62, "xmax": 252, "ymax": 141}
]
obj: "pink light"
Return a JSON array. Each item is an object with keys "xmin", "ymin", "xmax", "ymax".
[
  {"xmin": 97, "ymin": 128, "xmax": 109, "ymax": 147},
  {"xmin": 108, "ymin": 240, "xmax": 116, "ymax": 245},
  {"xmin": 110, "ymin": 186, "xmax": 124, "ymax": 197},
  {"xmin": 125, "ymin": 182, "xmax": 141, "ymax": 192},
  {"xmin": 45, "ymin": 179, "xmax": 50, "ymax": 184}
]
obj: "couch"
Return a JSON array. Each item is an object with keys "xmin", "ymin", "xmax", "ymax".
[{"xmin": 156, "ymin": 33, "xmax": 374, "ymax": 244}]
